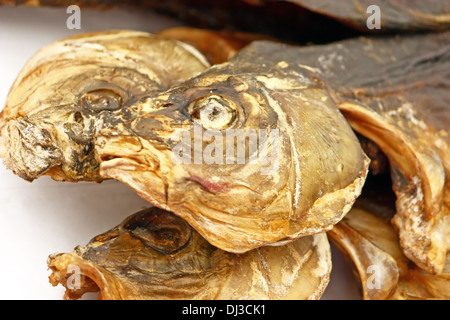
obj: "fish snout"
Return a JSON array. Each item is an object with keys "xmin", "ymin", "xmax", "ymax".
[{"xmin": 0, "ymin": 118, "xmax": 63, "ymax": 181}]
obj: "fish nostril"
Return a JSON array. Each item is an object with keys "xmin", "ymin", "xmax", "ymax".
[
  {"xmin": 74, "ymin": 111, "xmax": 84, "ymax": 124},
  {"xmin": 100, "ymin": 154, "xmax": 118, "ymax": 162}
]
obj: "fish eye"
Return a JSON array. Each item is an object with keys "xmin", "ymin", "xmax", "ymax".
[
  {"xmin": 81, "ymin": 88, "xmax": 123, "ymax": 112},
  {"xmin": 187, "ymin": 95, "xmax": 237, "ymax": 130},
  {"xmin": 121, "ymin": 208, "xmax": 192, "ymax": 254}
]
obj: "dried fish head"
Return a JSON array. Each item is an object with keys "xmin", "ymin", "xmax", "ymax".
[
  {"xmin": 0, "ymin": 30, "xmax": 209, "ymax": 181},
  {"xmin": 48, "ymin": 207, "xmax": 332, "ymax": 300},
  {"xmin": 94, "ymin": 43, "xmax": 369, "ymax": 253},
  {"xmin": 0, "ymin": 30, "xmax": 368, "ymax": 254}
]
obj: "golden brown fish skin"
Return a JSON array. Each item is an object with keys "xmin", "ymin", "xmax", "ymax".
[
  {"xmin": 94, "ymin": 42, "xmax": 369, "ymax": 253},
  {"xmin": 0, "ymin": 30, "xmax": 209, "ymax": 182},
  {"xmin": 156, "ymin": 27, "xmax": 276, "ymax": 65},
  {"xmin": 48, "ymin": 207, "xmax": 332, "ymax": 300},
  {"xmin": 257, "ymin": 30, "xmax": 449, "ymax": 274},
  {"xmin": 328, "ymin": 199, "xmax": 450, "ymax": 300}
]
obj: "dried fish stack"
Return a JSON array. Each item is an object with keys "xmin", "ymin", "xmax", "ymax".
[{"xmin": 0, "ymin": 10, "xmax": 449, "ymax": 299}]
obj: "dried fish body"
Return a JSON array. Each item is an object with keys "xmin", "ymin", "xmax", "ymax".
[
  {"xmin": 272, "ymin": 30, "xmax": 450, "ymax": 274},
  {"xmin": 3, "ymin": 1, "xmax": 450, "ymax": 34},
  {"xmin": 328, "ymin": 199, "xmax": 450, "ymax": 300},
  {"xmin": 248, "ymin": 0, "xmax": 450, "ymax": 31}
]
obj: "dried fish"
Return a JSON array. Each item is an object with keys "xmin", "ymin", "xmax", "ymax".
[
  {"xmin": 157, "ymin": 27, "xmax": 275, "ymax": 65},
  {"xmin": 48, "ymin": 207, "xmax": 331, "ymax": 300},
  {"xmin": 278, "ymin": 30, "xmax": 450, "ymax": 274},
  {"xmin": 328, "ymin": 198, "xmax": 450, "ymax": 300},
  {"xmin": 93, "ymin": 40, "xmax": 369, "ymax": 253},
  {"xmin": 0, "ymin": 30, "xmax": 369, "ymax": 254},
  {"xmin": 0, "ymin": 30, "xmax": 209, "ymax": 182},
  {"xmin": 1, "ymin": 24, "xmax": 449, "ymax": 300},
  {"xmin": 246, "ymin": 0, "xmax": 450, "ymax": 31}
]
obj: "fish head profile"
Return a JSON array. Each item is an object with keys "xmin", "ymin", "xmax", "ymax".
[
  {"xmin": 0, "ymin": 33, "xmax": 368, "ymax": 252},
  {"xmin": 95, "ymin": 41, "xmax": 370, "ymax": 252},
  {"xmin": 47, "ymin": 206, "xmax": 332, "ymax": 300},
  {"xmin": 0, "ymin": 30, "xmax": 209, "ymax": 182}
]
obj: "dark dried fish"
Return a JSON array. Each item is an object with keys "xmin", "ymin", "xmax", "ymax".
[{"xmin": 271, "ymin": 31, "xmax": 450, "ymax": 274}]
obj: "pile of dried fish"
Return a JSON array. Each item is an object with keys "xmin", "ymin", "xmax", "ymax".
[{"xmin": 0, "ymin": 2, "xmax": 449, "ymax": 301}]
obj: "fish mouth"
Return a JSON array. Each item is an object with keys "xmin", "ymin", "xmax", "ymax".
[
  {"xmin": 94, "ymin": 127, "xmax": 178, "ymax": 208},
  {"xmin": 0, "ymin": 117, "xmax": 63, "ymax": 182}
]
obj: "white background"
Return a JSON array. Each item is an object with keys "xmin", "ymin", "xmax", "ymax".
[{"xmin": 0, "ymin": 5, "xmax": 361, "ymax": 300}]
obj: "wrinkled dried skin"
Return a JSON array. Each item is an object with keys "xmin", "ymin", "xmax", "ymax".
[
  {"xmin": 328, "ymin": 202, "xmax": 450, "ymax": 300},
  {"xmin": 255, "ymin": 31, "xmax": 449, "ymax": 274},
  {"xmin": 48, "ymin": 207, "xmax": 331, "ymax": 300},
  {"xmin": 0, "ymin": 30, "xmax": 209, "ymax": 182},
  {"xmin": 94, "ymin": 41, "xmax": 369, "ymax": 253}
]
